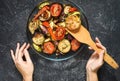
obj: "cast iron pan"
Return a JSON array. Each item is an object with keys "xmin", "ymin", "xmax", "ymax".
[{"xmin": 26, "ymin": 0, "xmax": 89, "ymax": 61}]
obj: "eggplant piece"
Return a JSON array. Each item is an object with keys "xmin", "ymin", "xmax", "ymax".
[
  {"xmin": 58, "ymin": 13, "xmax": 67, "ymax": 22},
  {"xmin": 29, "ymin": 20, "xmax": 39, "ymax": 34},
  {"xmin": 39, "ymin": 10, "xmax": 51, "ymax": 21}
]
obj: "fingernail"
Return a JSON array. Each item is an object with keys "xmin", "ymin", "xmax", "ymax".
[
  {"xmin": 88, "ymin": 47, "xmax": 91, "ymax": 49},
  {"xmin": 96, "ymin": 37, "xmax": 98, "ymax": 40},
  {"xmin": 17, "ymin": 42, "xmax": 20, "ymax": 46},
  {"xmin": 27, "ymin": 43, "xmax": 30, "ymax": 45},
  {"xmin": 24, "ymin": 42, "xmax": 26, "ymax": 45},
  {"xmin": 10, "ymin": 49, "xmax": 13, "ymax": 53}
]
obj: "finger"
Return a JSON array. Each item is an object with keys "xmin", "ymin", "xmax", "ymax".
[
  {"xmin": 99, "ymin": 50, "xmax": 105, "ymax": 64},
  {"xmin": 18, "ymin": 43, "xmax": 27, "ymax": 59},
  {"xmin": 15, "ymin": 43, "xmax": 20, "ymax": 59},
  {"xmin": 19, "ymin": 43, "xmax": 27, "ymax": 52},
  {"xmin": 10, "ymin": 50, "xmax": 15, "ymax": 62},
  {"xmin": 23, "ymin": 49, "xmax": 31, "ymax": 62},
  {"xmin": 90, "ymin": 51, "xmax": 98, "ymax": 58},
  {"xmin": 95, "ymin": 37, "xmax": 102, "ymax": 44},
  {"xmin": 88, "ymin": 46, "xmax": 93, "ymax": 50},
  {"xmin": 25, "ymin": 43, "xmax": 30, "ymax": 50},
  {"xmin": 99, "ymin": 50, "xmax": 104, "ymax": 61},
  {"xmin": 96, "ymin": 43, "xmax": 106, "ymax": 51}
]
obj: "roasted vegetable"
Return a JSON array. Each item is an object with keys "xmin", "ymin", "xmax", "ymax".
[
  {"xmin": 50, "ymin": 3, "xmax": 62, "ymax": 17},
  {"xmin": 39, "ymin": 10, "xmax": 51, "ymax": 21},
  {"xmin": 44, "ymin": 38, "xmax": 51, "ymax": 42},
  {"xmin": 71, "ymin": 39, "xmax": 80, "ymax": 51},
  {"xmin": 39, "ymin": 2, "xmax": 50, "ymax": 9},
  {"xmin": 58, "ymin": 39, "xmax": 71, "ymax": 53},
  {"xmin": 33, "ymin": 6, "xmax": 50, "ymax": 20},
  {"xmin": 42, "ymin": 21, "xmax": 56, "ymax": 40},
  {"xmin": 65, "ymin": 15, "xmax": 81, "ymax": 31},
  {"xmin": 55, "ymin": 27, "xmax": 66, "ymax": 40},
  {"xmin": 71, "ymin": 11, "xmax": 80, "ymax": 16},
  {"xmin": 69, "ymin": 7, "xmax": 77, "ymax": 12},
  {"xmin": 32, "ymin": 33, "xmax": 45, "ymax": 45},
  {"xmin": 29, "ymin": 20, "xmax": 39, "ymax": 34},
  {"xmin": 43, "ymin": 42, "xmax": 55, "ymax": 54},
  {"xmin": 39, "ymin": 25, "xmax": 48, "ymax": 34},
  {"xmin": 49, "ymin": 21, "xmax": 56, "ymax": 29},
  {"xmin": 33, "ymin": 43, "xmax": 42, "ymax": 52},
  {"xmin": 57, "ymin": 22, "xmax": 66, "ymax": 27},
  {"xmin": 29, "ymin": 1, "xmax": 83, "ymax": 56},
  {"xmin": 64, "ymin": 6, "xmax": 71, "ymax": 14}
]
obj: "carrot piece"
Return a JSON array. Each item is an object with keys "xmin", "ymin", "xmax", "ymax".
[
  {"xmin": 69, "ymin": 7, "xmax": 77, "ymax": 12},
  {"xmin": 33, "ymin": 6, "xmax": 49, "ymax": 20},
  {"xmin": 42, "ymin": 21, "xmax": 56, "ymax": 40}
]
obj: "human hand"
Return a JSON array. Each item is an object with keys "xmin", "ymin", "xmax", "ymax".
[
  {"xmin": 10, "ymin": 43, "xmax": 34, "ymax": 81},
  {"xmin": 86, "ymin": 37, "xmax": 106, "ymax": 73}
]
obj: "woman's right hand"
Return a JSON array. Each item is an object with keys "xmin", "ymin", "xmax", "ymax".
[
  {"xmin": 86, "ymin": 37, "xmax": 106, "ymax": 81},
  {"xmin": 86, "ymin": 37, "xmax": 106, "ymax": 73}
]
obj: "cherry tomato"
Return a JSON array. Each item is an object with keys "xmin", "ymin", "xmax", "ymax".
[
  {"xmin": 43, "ymin": 42, "xmax": 55, "ymax": 54},
  {"xmin": 50, "ymin": 3, "xmax": 62, "ymax": 17},
  {"xmin": 71, "ymin": 39, "xmax": 80, "ymax": 51},
  {"xmin": 55, "ymin": 27, "xmax": 66, "ymax": 40}
]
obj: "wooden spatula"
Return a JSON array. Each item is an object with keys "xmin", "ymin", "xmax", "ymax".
[{"xmin": 66, "ymin": 25, "xmax": 119, "ymax": 69}]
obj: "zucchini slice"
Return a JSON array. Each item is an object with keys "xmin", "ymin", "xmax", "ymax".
[
  {"xmin": 33, "ymin": 43, "xmax": 42, "ymax": 52},
  {"xmin": 58, "ymin": 39, "xmax": 71, "ymax": 53}
]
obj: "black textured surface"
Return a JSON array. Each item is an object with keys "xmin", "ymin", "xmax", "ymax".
[{"xmin": 0, "ymin": 0, "xmax": 120, "ymax": 81}]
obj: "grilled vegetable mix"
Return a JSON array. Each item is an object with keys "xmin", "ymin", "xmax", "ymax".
[{"xmin": 28, "ymin": 1, "xmax": 81, "ymax": 55}]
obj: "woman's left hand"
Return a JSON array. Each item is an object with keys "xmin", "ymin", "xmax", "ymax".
[{"xmin": 10, "ymin": 43, "xmax": 34, "ymax": 81}]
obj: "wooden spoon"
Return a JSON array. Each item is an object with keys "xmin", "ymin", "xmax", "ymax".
[{"xmin": 66, "ymin": 25, "xmax": 119, "ymax": 69}]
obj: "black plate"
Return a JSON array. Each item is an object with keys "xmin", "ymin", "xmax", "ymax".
[{"xmin": 26, "ymin": 0, "xmax": 89, "ymax": 61}]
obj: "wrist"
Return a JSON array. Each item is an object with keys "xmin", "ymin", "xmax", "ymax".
[
  {"xmin": 86, "ymin": 70, "xmax": 98, "ymax": 81},
  {"xmin": 86, "ymin": 70, "xmax": 97, "ymax": 75},
  {"xmin": 86, "ymin": 66, "xmax": 98, "ymax": 74},
  {"xmin": 23, "ymin": 75, "xmax": 33, "ymax": 81}
]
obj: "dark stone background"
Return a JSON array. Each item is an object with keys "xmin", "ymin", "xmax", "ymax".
[{"xmin": 0, "ymin": 0, "xmax": 120, "ymax": 81}]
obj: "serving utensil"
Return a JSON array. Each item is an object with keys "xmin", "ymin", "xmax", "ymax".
[{"xmin": 66, "ymin": 25, "xmax": 119, "ymax": 69}]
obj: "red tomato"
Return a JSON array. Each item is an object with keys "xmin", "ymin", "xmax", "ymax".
[
  {"xmin": 50, "ymin": 3, "xmax": 62, "ymax": 17},
  {"xmin": 55, "ymin": 27, "xmax": 65, "ymax": 40},
  {"xmin": 71, "ymin": 39, "xmax": 80, "ymax": 51},
  {"xmin": 43, "ymin": 42, "xmax": 55, "ymax": 54}
]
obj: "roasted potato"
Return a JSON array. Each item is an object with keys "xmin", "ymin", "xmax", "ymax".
[{"xmin": 65, "ymin": 15, "xmax": 81, "ymax": 31}]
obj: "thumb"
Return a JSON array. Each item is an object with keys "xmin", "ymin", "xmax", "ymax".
[{"xmin": 99, "ymin": 50, "xmax": 104, "ymax": 62}]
